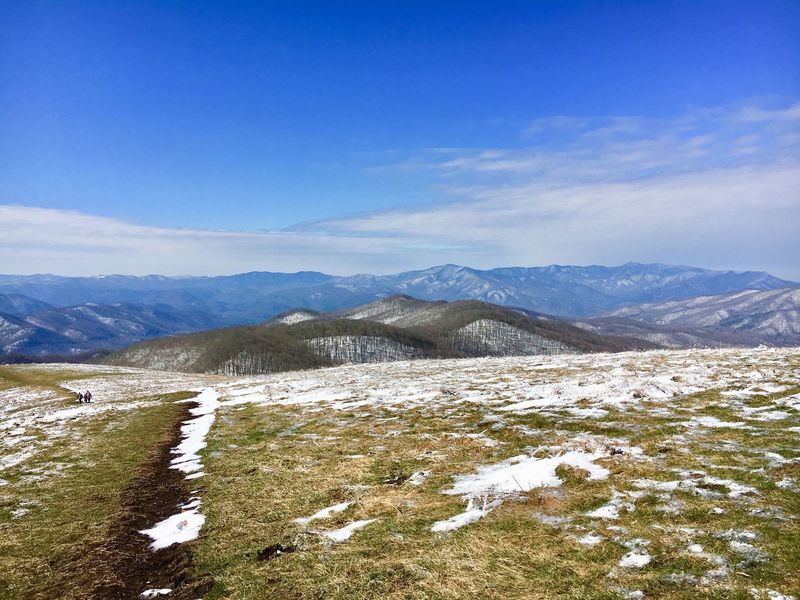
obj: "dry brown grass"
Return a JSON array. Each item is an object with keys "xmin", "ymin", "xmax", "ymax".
[
  {"xmin": 0, "ymin": 385, "xmax": 191, "ymax": 600},
  {"xmin": 194, "ymin": 365, "xmax": 800, "ymax": 600}
]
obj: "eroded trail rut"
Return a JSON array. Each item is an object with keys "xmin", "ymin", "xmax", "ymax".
[{"xmin": 51, "ymin": 399, "xmax": 213, "ymax": 599}]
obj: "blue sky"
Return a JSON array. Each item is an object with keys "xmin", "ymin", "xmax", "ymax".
[{"xmin": 1, "ymin": 1, "xmax": 798, "ymax": 277}]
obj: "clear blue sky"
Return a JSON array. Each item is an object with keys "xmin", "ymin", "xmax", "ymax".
[{"xmin": 1, "ymin": 1, "xmax": 798, "ymax": 276}]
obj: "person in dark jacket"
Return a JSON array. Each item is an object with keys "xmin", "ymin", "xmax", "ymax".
[{"xmin": 76, "ymin": 391, "xmax": 84, "ymax": 403}]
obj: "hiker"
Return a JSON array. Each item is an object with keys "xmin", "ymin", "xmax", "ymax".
[
  {"xmin": 84, "ymin": 390, "xmax": 92, "ymax": 403},
  {"xmin": 76, "ymin": 391, "xmax": 84, "ymax": 403}
]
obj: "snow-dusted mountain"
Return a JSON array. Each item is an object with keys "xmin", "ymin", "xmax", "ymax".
[
  {"xmin": 1, "ymin": 263, "xmax": 793, "ymax": 322},
  {"xmin": 330, "ymin": 295, "xmax": 449, "ymax": 326},
  {"xmin": 366, "ymin": 263, "xmax": 793, "ymax": 315},
  {"xmin": 0, "ymin": 293, "xmax": 52, "ymax": 318},
  {"xmin": 1, "ymin": 263, "xmax": 796, "ymax": 358},
  {"xmin": 104, "ymin": 296, "xmax": 655, "ymax": 375},
  {"xmin": 572, "ymin": 317, "xmax": 751, "ymax": 349},
  {"xmin": 0, "ymin": 312, "xmax": 80, "ymax": 356},
  {"xmin": 589, "ymin": 287, "xmax": 800, "ymax": 346},
  {"xmin": 0, "ymin": 302, "xmax": 221, "ymax": 357}
]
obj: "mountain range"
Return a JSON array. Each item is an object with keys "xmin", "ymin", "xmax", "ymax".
[
  {"xmin": 0, "ymin": 262, "xmax": 797, "ymax": 358},
  {"xmin": 1, "ymin": 262, "xmax": 794, "ymax": 319}
]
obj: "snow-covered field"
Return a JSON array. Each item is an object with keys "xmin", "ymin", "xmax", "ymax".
[
  {"xmin": 0, "ymin": 364, "xmax": 210, "ymax": 475},
  {"xmin": 2, "ymin": 347, "xmax": 799, "ymax": 599},
  {"xmin": 198, "ymin": 347, "xmax": 800, "ymax": 599}
]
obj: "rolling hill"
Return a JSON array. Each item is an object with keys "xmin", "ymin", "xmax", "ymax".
[
  {"xmin": 0, "ymin": 312, "xmax": 81, "ymax": 356},
  {"xmin": 102, "ymin": 296, "xmax": 657, "ymax": 374}
]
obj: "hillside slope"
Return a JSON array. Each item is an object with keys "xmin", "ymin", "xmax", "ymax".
[
  {"xmin": 1, "ymin": 302, "xmax": 222, "ymax": 357},
  {"xmin": 331, "ymin": 296, "xmax": 652, "ymax": 353},
  {"xmin": 0, "ymin": 293, "xmax": 53, "ymax": 318},
  {"xmin": 103, "ymin": 297, "xmax": 656, "ymax": 374},
  {"xmin": 590, "ymin": 287, "xmax": 800, "ymax": 346},
  {"xmin": 572, "ymin": 317, "xmax": 754, "ymax": 349},
  {"xmin": 0, "ymin": 312, "xmax": 80, "ymax": 356}
]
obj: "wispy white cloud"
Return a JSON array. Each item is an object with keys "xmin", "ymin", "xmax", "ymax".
[
  {"xmin": 399, "ymin": 101, "xmax": 799, "ymax": 184},
  {"xmin": 317, "ymin": 100, "xmax": 800, "ymax": 278},
  {"xmin": 736, "ymin": 101, "xmax": 800, "ymax": 123},
  {"xmin": 0, "ymin": 205, "xmax": 461, "ymax": 276},
  {"xmin": 3, "ymin": 101, "xmax": 799, "ymax": 278},
  {"xmin": 314, "ymin": 162, "xmax": 799, "ymax": 269}
]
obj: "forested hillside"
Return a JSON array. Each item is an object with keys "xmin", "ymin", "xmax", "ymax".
[{"xmin": 103, "ymin": 297, "xmax": 655, "ymax": 375}]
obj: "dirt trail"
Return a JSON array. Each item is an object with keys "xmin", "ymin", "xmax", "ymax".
[{"xmin": 48, "ymin": 399, "xmax": 213, "ymax": 599}]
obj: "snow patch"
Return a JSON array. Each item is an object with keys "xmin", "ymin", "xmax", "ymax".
[
  {"xmin": 432, "ymin": 448, "xmax": 611, "ymax": 532},
  {"xmin": 577, "ymin": 533, "xmax": 604, "ymax": 546},
  {"xmin": 585, "ymin": 491, "xmax": 636, "ymax": 520},
  {"xmin": 432, "ymin": 497, "xmax": 502, "ymax": 533},
  {"xmin": 139, "ymin": 589, "xmax": 172, "ymax": 598},
  {"xmin": 749, "ymin": 589, "xmax": 796, "ymax": 600},
  {"xmin": 139, "ymin": 388, "xmax": 220, "ymax": 551},
  {"xmin": 169, "ymin": 389, "xmax": 220, "ymax": 475},
  {"xmin": 442, "ymin": 449, "xmax": 610, "ymax": 497},
  {"xmin": 139, "ymin": 510, "xmax": 205, "ymax": 551},
  {"xmin": 619, "ymin": 550, "xmax": 651, "ymax": 568},
  {"xmin": 316, "ymin": 519, "xmax": 376, "ymax": 543},
  {"xmin": 408, "ymin": 470, "xmax": 431, "ymax": 486},
  {"xmin": 294, "ymin": 501, "xmax": 352, "ymax": 526},
  {"xmin": 682, "ymin": 416, "xmax": 751, "ymax": 429}
]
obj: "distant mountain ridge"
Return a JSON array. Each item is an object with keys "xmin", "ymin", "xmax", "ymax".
[
  {"xmin": 592, "ymin": 287, "xmax": 800, "ymax": 347},
  {"xmin": 1, "ymin": 263, "xmax": 796, "ymax": 359},
  {"xmin": 1, "ymin": 262, "xmax": 794, "ymax": 323},
  {"xmin": 0, "ymin": 298, "xmax": 220, "ymax": 357}
]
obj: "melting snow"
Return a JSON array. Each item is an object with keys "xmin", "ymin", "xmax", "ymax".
[
  {"xmin": 3, "ymin": 347, "xmax": 799, "ymax": 593},
  {"xmin": 0, "ymin": 365, "xmax": 209, "ymax": 475},
  {"xmin": 632, "ymin": 471, "xmax": 758, "ymax": 499},
  {"xmin": 294, "ymin": 501, "xmax": 352, "ymax": 526},
  {"xmin": 431, "ymin": 497, "xmax": 502, "ymax": 533},
  {"xmin": 618, "ymin": 550, "xmax": 651, "ymax": 568},
  {"xmin": 577, "ymin": 533, "xmax": 604, "ymax": 546},
  {"xmin": 442, "ymin": 450, "xmax": 610, "ymax": 497},
  {"xmin": 683, "ymin": 416, "xmax": 751, "ymax": 429},
  {"xmin": 317, "ymin": 519, "xmax": 376, "ymax": 543},
  {"xmin": 432, "ymin": 448, "xmax": 612, "ymax": 532},
  {"xmin": 408, "ymin": 470, "xmax": 431, "ymax": 486},
  {"xmin": 139, "ymin": 589, "xmax": 172, "ymax": 598},
  {"xmin": 585, "ymin": 491, "xmax": 636, "ymax": 520},
  {"xmin": 139, "ymin": 510, "xmax": 205, "ymax": 551},
  {"xmin": 139, "ymin": 388, "xmax": 220, "ymax": 551},
  {"xmin": 169, "ymin": 389, "xmax": 220, "ymax": 475},
  {"xmin": 749, "ymin": 589, "xmax": 796, "ymax": 600}
]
